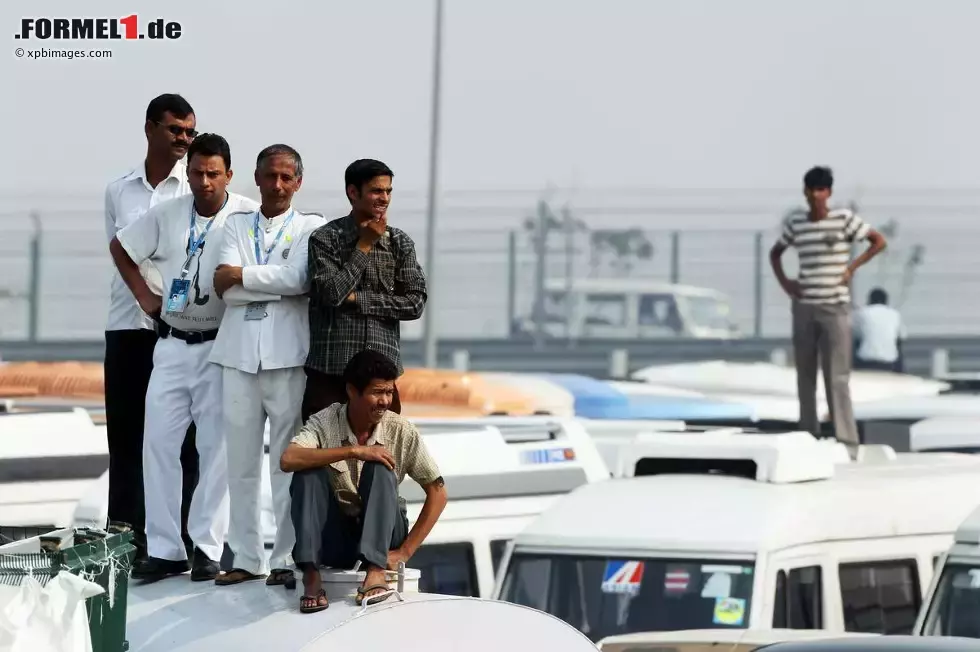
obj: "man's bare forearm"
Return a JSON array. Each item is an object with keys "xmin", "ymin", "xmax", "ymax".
[
  {"xmin": 769, "ymin": 245, "xmax": 791, "ymax": 287},
  {"xmin": 109, "ymin": 237, "xmax": 154, "ymax": 304},
  {"xmin": 848, "ymin": 231, "xmax": 887, "ymax": 275},
  {"xmin": 280, "ymin": 444, "xmax": 353, "ymax": 473},
  {"xmin": 400, "ymin": 481, "xmax": 447, "ymax": 557}
]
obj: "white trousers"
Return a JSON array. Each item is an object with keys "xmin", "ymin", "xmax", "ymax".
[
  {"xmin": 222, "ymin": 365, "xmax": 305, "ymax": 575},
  {"xmin": 144, "ymin": 337, "xmax": 229, "ymax": 562}
]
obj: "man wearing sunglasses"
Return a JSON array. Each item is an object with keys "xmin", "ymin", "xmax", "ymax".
[{"xmin": 102, "ymin": 93, "xmax": 202, "ymax": 563}]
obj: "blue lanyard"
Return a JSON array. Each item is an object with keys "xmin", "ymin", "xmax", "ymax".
[
  {"xmin": 182, "ymin": 193, "xmax": 228, "ymax": 274},
  {"xmin": 251, "ymin": 209, "xmax": 295, "ymax": 265}
]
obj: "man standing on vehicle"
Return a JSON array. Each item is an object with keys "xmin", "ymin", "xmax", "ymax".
[
  {"xmin": 102, "ymin": 93, "xmax": 200, "ymax": 562},
  {"xmin": 769, "ymin": 166, "xmax": 887, "ymax": 453},
  {"xmin": 281, "ymin": 350, "xmax": 448, "ymax": 613},
  {"xmin": 303, "ymin": 159, "xmax": 427, "ymax": 420},
  {"xmin": 110, "ymin": 133, "xmax": 259, "ymax": 582},
  {"xmin": 209, "ymin": 144, "xmax": 325, "ymax": 586}
]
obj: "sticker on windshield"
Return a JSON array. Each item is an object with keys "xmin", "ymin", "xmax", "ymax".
[
  {"xmin": 701, "ymin": 571, "xmax": 733, "ymax": 599},
  {"xmin": 664, "ymin": 566, "xmax": 691, "ymax": 594},
  {"xmin": 713, "ymin": 597, "xmax": 746, "ymax": 626},
  {"xmin": 601, "ymin": 561, "xmax": 644, "ymax": 597}
]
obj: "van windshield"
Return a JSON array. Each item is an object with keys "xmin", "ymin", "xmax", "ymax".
[
  {"xmin": 921, "ymin": 562, "xmax": 980, "ymax": 638},
  {"xmin": 685, "ymin": 296, "xmax": 732, "ymax": 331},
  {"xmin": 498, "ymin": 552, "xmax": 755, "ymax": 642}
]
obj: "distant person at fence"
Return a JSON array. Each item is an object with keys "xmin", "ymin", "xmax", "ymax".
[
  {"xmin": 101, "ymin": 92, "xmax": 201, "ymax": 563},
  {"xmin": 209, "ymin": 144, "xmax": 325, "ymax": 587},
  {"xmin": 769, "ymin": 165, "xmax": 887, "ymax": 453},
  {"xmin": 280, "ymin": 350, "xmax": 448, "ymax": 613},
  {"xmin": 853, "ymin": 287, "xmax": 906, "ymax": 373},
  {"xmin": 302, "ymin": 159, "xmax": 427, "ymax": 420},
  {"xmin": 110, "ymin": 133, "xmax": 259, "ymax": 583}
]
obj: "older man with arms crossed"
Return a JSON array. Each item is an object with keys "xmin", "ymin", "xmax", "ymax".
[
  {"xmin": 110, "ymin": 134, "xmax": 259, "ymax": 582},
  {"xmin": 281, "ymin": 350, "xmax": 448, "ymax": 613},
  {"xmin": 209, "ymin": 144, "xmax": 325, "ymax": 586}
]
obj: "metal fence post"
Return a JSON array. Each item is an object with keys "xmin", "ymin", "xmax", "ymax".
[
  {"xmin": 28, "ymin": 211, "xmax": 42, "ymax": 342},
  {"xmin": 506, "ymin": 230, "xmax": 517, "ymax": 336},
  {"xmin": 754, "ymin": 231, "xmax": 764, "ymax": 337},
  {"xmin": 670, "ymin": 231, "xmax": 680, "ymax": 284},
  {"xmin": 532, "ymin": 200, "xmax": 549, "ymax": 349}
]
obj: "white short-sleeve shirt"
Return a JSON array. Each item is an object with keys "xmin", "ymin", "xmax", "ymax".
[
  {"xmin": 854, "ymin": 303, "xmax": 906, "ymax": 363},
  {"xmin": 103, "ymin": 161, "xmax": 189, "ymax": 331},
  {"xmin": 116, "ymin": 192, "xmax": 259, "ymax": 332}
]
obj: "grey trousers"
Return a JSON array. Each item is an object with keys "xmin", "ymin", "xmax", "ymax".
[
  {"xmin": 792, "ymin": 301, "xmax": 860, "ymax": 449},
  {"xmin": 290, "ymin": 461, "xmax": 408, "ymax": 571}
]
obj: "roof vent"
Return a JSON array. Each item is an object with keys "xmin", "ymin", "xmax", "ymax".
[{"xmin": 618, "ymin": 430, "xmax": 839, "ymax": 483}]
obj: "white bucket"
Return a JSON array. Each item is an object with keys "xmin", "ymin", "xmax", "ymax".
[{"xmin": 315, "ymin": 566, "xmax": 422, "ymax": 603}]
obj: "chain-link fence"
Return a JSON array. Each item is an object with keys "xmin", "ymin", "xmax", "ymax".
[{"xmin": 0, "ymin": 193, "xmax": 972, "ymax": 341}]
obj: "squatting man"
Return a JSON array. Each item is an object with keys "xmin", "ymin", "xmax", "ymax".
[{"xmin": 280, "ymin": 350, "xmax": 448, "ymax": 613}]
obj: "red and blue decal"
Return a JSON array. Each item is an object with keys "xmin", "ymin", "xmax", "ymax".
[{"xmin": 600, "ymin": 560, "xmax": 645, "ymax": 596}]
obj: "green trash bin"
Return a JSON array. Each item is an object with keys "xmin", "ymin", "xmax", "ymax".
[
  {"xmin": 67, "ymin": 528, "xmax": 138, "ymax": 652},
  {"xmin": 0, "ymin": 527, "xmax": 137, "ymax": 652}
]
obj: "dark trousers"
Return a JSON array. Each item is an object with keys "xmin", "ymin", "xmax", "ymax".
[
  {"xmin": 290, "ymin": 462, "xmax": 408, "ymax": 571},
  {"xmin": 301, "ymin": 368, "xmax": 401, "ymax": 422},
  {"xmin": 103, "ymin": 329, "xmax": 200, "ymax": 556}
]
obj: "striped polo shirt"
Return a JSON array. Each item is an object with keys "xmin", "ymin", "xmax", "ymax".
[{"xmin": 778, "ymin": 208, "xmax": 871, "ymax": 305}]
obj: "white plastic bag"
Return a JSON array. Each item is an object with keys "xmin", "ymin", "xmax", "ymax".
[{"xmin": 0, "ymin": 571, "xmax": 105, "ymax": 652}]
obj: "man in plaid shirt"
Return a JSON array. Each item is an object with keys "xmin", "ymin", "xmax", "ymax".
[{"xmin": 303, "ymin": 159, "xmax": 427, "ymax": 420}]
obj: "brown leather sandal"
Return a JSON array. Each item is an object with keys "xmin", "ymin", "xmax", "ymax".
[{"xmin": 214, "ymin": 568, "xmax": 267, "ymax": 586}]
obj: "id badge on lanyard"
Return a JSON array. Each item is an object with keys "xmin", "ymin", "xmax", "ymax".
[
  {"xmin": 167, "ymin": 199, "xmax": 220, "ymax": 314},
  {"xmin": 244, "ymin": 209, "xmax": 295, "ymax": 321}
]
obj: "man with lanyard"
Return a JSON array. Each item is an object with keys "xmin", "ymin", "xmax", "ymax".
[
  {"xmin": 209, "ymin": 144, "xmax": 325, "ymax": 586},
  {"xmin": 109, "ymin": 133, "xmax": 259, "ymax": 582},
  {"xmin": 102, "ymin": 93, "xmax": 201, "ymax": 562}
]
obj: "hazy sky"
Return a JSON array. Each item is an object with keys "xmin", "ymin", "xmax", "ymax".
[{"xmin": 4, "ymin": 0, "xmax": 980, "ymax": 201}]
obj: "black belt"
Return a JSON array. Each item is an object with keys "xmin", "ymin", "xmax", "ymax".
[{"xmin": 156, "ymin": 319, "xmax": 218, "ymax": 345}]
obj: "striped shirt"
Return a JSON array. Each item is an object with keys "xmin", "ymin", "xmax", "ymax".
[{"xmin": 778, "ymin": 208, "xmax": 872, "ymax": 304}]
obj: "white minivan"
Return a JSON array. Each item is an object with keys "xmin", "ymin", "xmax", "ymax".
[
  {"xmin": 492, "ymin": 430, "xmax": 980, "ymax": 643},
  {"xmin": 914, "ymin": 502, "xmax": 980, "ymax": 639}
]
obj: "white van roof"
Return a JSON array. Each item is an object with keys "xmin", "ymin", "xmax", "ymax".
[
  {"xmin": 597, "ymin": 628, "xmax": 875, "ymax": 650},
  {"xmin": 125, "ymin": 580, "xmax": 597, "ymax": 651},
  {"xmin": 954, "ymin": 501, "xmax": 980, "ymax": 545},
  {"xmin": 513, "ymin": 433, "xmax": 980, "ymax": 555},
  {"xmin": 854, "ymin": 394, "xmax": 980, "ymax": 421},
  {"xmin": 632, "ymin": 361, "xmax": 949, "ymax": 402},
  {"xmin": 910, "ymin": 416, "xmax": 980, "ymax": 451}
]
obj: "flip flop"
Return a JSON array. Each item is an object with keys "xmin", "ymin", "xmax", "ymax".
[
  {"xmin": 355, "ymin": 583, "xmax": 392, "ymax": 606},
  {"xmin": 266, "ymin": 568, "xmax": 294, "ymax": 587},
  {"xmin": 300, "ymin": 588, "xmax": 329, "ymax": 614},
  {"xmin": 214, "ymin": 568, "xmax": 267, "ymax": 586}
]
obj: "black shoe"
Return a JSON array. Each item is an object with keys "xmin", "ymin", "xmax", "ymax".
[
  {"xmin": 191, "ymin": 547, "xmax": 219, "ymax": 582},
  {"xmin": 131, "ymin": 556, "xmax": 190, "ymax": 584}
]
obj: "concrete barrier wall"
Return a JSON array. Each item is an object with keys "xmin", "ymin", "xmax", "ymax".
[{"xmin": 2, "ymin": 337, "xmax": 975, "ymax": 379}]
